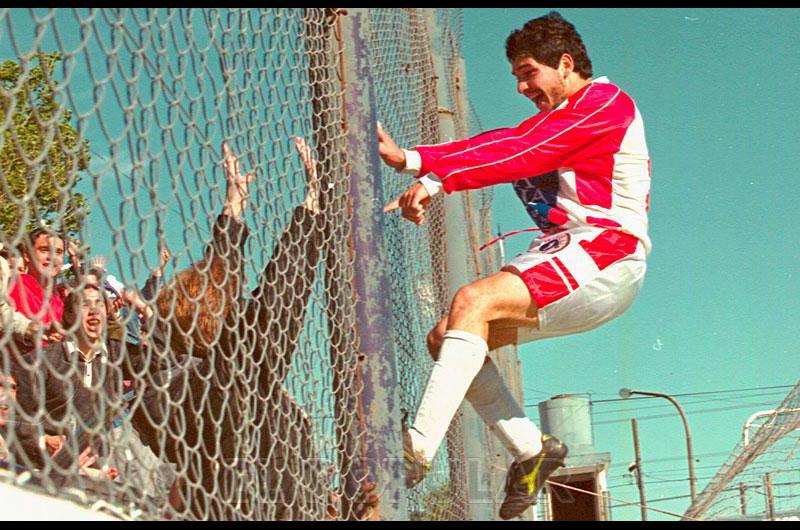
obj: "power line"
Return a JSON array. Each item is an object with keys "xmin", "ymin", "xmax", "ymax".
[
  {"xmin": 590, "ymin": 384, "xmax": 796, "ymax": 404},
  {"xmin": 638, "ymin": 462, "xmax": 741, "ymax": 476},
  {"xmin": 594, "ymin": 400, "xmax": 783, "ymax": 426},
  {"xmin": 523, "ymin": 386, "xmax": 557, "ymax": 398},
  {"xmin": 640, "ymin": 472, "xmax": 720, "ymax": 485},
  {"xmin": 610, "ymin": 492, "xmax": 693, "ymax": 508},
  {"xmin": 523, "ymin": 383, "xmax": 795, "ymax": 408},
  {"xmin": 592, "ymin": 390, "xmax": 792, "ymax": 417},
  {"xmin": 610, "ymin": 478, "xmax": 800, "ymax": 510},
  {"xmin": 609, "ymin": 469, "xmax": 728, "ymax": 488},
  {"xmin": 607, "ymin": 450, "xmax": 732, "ymax": 469},
  {"xmin": 547, "ymin": 480, "xmax": 699, "ymax": 520}
]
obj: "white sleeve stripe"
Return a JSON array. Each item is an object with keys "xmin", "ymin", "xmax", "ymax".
[
  {"xmin": 438, "ymin": 112, "xmax": 555, "ymax": 163},
  {"xmin": 441, "ymin": 87, "xmax": 622, "ymax": 182},
  {"xmin": 437, "ymin": 82, "xmax": 598, "ymax": 164},
  {"xmin": 573, "ymin": 84, "xmax": 593, "ymax": 107}
]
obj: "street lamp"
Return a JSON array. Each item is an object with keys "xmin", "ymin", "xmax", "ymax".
[{"xmin": 619, "ymin": 388, "xmax": 697, "ymax": 505}]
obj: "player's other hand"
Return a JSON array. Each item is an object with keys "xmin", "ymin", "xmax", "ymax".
[
  {"xmin": 377, "ymin": 122, "xmax": 406, "ymax": 171},
  {"xmin": 384, "ymin": 182, "xmax": 431, "ymax": 226}
]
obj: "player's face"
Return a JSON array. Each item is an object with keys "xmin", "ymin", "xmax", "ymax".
[
  {"xmin": 512, "ymin": 55, "xmax": 569, "ymax": 113},
  {"xmin": 25, "ymin": 234, "xmax": 65, "ymax": 282}
]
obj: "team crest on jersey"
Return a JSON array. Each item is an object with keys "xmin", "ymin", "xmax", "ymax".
[{"xmin": 536, "ymin": 232, "xmax": 570, "ymax": 254}]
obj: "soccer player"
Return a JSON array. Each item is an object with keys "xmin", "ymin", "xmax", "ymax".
[{"xmin": 379, "ymin": 11, "xmax": 651, "ymax": 519}]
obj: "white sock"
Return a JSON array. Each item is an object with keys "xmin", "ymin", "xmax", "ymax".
[
  {"xmin": 465, "ymin": 358, "xmax": 543, "ymax": 460},
  {"xmin": 409, "ymin": 330, "xmax": 488, "ymax": 462}
]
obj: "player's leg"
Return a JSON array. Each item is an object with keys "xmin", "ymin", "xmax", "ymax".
[
  {"xmin": 448, "ymin": 269, "xmax": 538, "ymax": 338},
  {"xmin": 491, "ymin": 228, "xmax": 646, "ymax": 518},
  {"xmin": 434, "ymin": 295, "xmax": 566, "ymax": 519},
  {"xmin": 427, "ymin": 316, "xmax": 530, "ymax": 359},
  {"xmin": 405, "ymin": 271, "xmax": 538, "ymax": 484},
  {"xmin": 426, "ymin": 316, "xmax": 546, "ymax": 461}
]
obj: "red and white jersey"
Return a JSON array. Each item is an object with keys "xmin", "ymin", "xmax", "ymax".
[{"xmin": 413, "ymin": 77, "xmax": 652, "ymax": 254}]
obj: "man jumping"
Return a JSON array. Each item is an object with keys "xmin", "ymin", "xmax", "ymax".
[{"xmin": 379, "ymin": 11, "xmax": 651, "ymax": 519}]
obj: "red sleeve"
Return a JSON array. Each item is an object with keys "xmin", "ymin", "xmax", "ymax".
[
  {"xmin": 7, "ymin": 276, "xmax": 35, "ymax": 319},
  {"xmin": 414, "ymin": 83, "xmax": 634, "ymax": 193},
  {"xmin": 415, "ymin": 127, "xmax": 513, "ymax": 177}
]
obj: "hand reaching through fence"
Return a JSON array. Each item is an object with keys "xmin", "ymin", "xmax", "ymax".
[
  {"xmin": 0, "ymin": 8, "xmax": 484, "ymax": 521},
  {"xmin": 132, "ymin": 139, "xmax": 331, "ymax": 519},
  {"xmin": 222, "ymin": 142, "xmax": 257, "ymax": 222},
  {"xmin": 292, "ymin": 136, "xmax": 321, "ymax": 214}
]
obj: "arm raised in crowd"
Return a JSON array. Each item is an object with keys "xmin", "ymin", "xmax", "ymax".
[{"xmin": 154, "ymin": 143, "xmax": 256, "ymax": 359}]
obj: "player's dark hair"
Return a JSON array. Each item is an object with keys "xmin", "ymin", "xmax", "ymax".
[{"xmin": 505, "ymin": 11, "xmax": 593, "ymax": 79}]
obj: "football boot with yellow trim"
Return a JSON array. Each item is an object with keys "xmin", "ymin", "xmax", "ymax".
[
  {"xmin": 403, "ymin": 428, "xmax": 431, "ymax": 489},
  {"xmin": 499, "ymin": 434, "xmax": 568, "ymax": 520}
]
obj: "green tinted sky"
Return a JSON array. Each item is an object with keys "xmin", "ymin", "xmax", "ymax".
[{"xmin": 462, "ymin": 8, "xmax": 800, "ymax": 520}]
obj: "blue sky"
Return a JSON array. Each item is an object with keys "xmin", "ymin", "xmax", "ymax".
[{"xmin": 462, "ymin": 8, "xmax": 800, "ymax": 520}]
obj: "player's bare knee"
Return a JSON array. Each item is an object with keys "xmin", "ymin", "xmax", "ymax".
[
  {"xmin": 451, "ymin": 283, "xmax": 485, "ymax": 316},
  {"xmin": 426, "ymin": 328, "xmax": 443, "ymax": 360}
]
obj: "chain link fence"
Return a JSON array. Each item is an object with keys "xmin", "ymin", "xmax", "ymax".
[
  {"xmin": 685, "ymin": 379, "xmax": 800, "ymax": 521},
  {"xmin": 366, "ymin": 8, "xmax": 453, "ymax": 519},
  {"xmin": 0, "ymin": 8, "xmax": 523, "ymax": 520}
]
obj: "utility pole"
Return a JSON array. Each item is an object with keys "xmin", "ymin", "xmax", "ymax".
[
  {"xmin": 764, "ymin": 473, "xmax": 774, "ymax": 521},
  {"xmin": 738, "ymin": 483, "xmax": 746, "ymax": 517},
  {"xmin": 631, "ymin": 419, "xmax": 647, "ymax": 521}
]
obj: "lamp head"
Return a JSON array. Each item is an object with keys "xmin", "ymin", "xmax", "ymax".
[{"xmin": 619, "ymin": 387, "xmax": 634, "ymax": 399}]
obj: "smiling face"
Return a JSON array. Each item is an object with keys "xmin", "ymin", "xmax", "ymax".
[
  {"xmin": 79, "ymin": 287, "xmax": 107, "ymax": 346},
  {"xmin": 24, "ymin": 233, "xmax": 65, "ymax": 284},
  {"xmin": 512, "ymin": 55, "xmax": 571, "ymax": 113}
]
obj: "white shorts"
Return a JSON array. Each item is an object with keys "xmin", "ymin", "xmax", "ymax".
[{"xmin": 503, "ymin": 226, "xmax": 647, "ymax": 344}]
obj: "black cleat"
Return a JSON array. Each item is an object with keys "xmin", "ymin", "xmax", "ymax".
[{"xmin": 498, "ymin": 434, "xmax": 568, "ymax": 520}]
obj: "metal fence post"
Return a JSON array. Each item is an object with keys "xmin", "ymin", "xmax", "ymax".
[
  {"xmin": 303, "ymin": 9, "xmax": 365, "ymax": 520},
  {"xmin": 423, "ymin": 9, "xmax": 485, "ymax": 521},
  {"xmin": 339, "ymin": 8, "xmax": 408, "ymax": 521}
]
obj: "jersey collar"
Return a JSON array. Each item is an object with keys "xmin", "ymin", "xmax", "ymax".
[{"xmin": 558, "ymin": 76, "xmax": 611, "ymax": 110}]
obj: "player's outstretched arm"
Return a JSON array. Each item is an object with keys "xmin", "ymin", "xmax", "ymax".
[
  {"xmin": 376, "ymin": 122, "xmax": 406, "ymax": 171},
  {"xmin": 377, "ymin": 122, "xmax": 436, "ymax": 225}
]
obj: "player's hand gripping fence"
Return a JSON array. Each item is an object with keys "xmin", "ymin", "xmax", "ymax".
[{"xmin": 0, "ymin": 8, "xmax": 519, "ymax": 520}]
